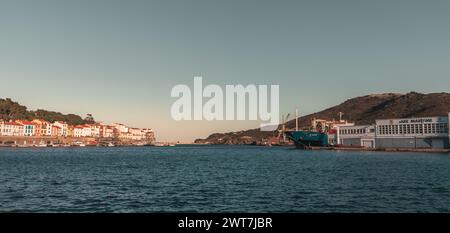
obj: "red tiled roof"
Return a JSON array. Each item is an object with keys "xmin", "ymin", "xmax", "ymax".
[
  {"xmin": 16, "ymin": 120, "xmax": 34, "ymax": 125},
  {"xmin": 5, "ymin": 122, "xmax": 23, "ymax": 126}
]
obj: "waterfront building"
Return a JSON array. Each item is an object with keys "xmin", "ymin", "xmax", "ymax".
[
  {"xmin": 81, "ymin": 125, "xmax": 93, "ymax": 137},
  {"xmin": 31, "ymin": 119, "xmax": 53, "ymax": 136},
  {"xmin": 90, "ymin": 124, "xmax": 101, "ymax": 138},
  {"xmin": 311, "ymin": 118, "xmax": 354, "ymax": 132},
  {"xmin": 129, "ymin": 128, "xmax": 145, "ymax": 140},
  {"xmin": 111, "ymin": 123, "xmax": 129, "ymax": 134},
  {"xmin": 2, "ymin": 122, "xmax": 24, "ymax": 136},
  {"xmin": 375, "ymin": 115, "xmax": 449, "ymax": 149},
  {"xmin": 53, "ymin": 121, "xmax": 68, "ymax": 137},
  {"xmin": 31, "ymin": 119, "xmax": 51, "ymax": 136},
  {"xmin": 142, "ymin": 128, "xmax": 155, "ymax": 141},
  {"xmin": 102, "ymin": 125, "xmax": 115, "ymax": 138},
  {"xmin": 67, "ymin": 125, "xmax": 75, "ymax": 137},
  {"xmin": 336, "ymin": 114, "xmax": 450, "ymax": 149},
  {"xmin": 46, "ymin": 123, "xmax": 54, "ymax": 136},
  {"xmin": 73, "ymin": 125, "xmax": 84, "ymax": 137},
  {"xmin": 118, "ymin": 132, "xmax": 132, "ymax": 140},
  {"xmin": 337, "ymin": 125, "xmax": 376, "ymax": 148},
  {"xmin": 16, "ymin": 120, "xmax": 36, "ymax": 136},
  {"xmin": 51, "ymin": 125, "xmax": 61, "ymax": 137},
  {"xmin": 0, "ymin": 121, "xmax": 4, "ymax": 136}
]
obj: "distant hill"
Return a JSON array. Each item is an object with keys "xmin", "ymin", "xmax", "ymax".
[
  {"xmin": 195, "ymin": 92, "xmax": 450, "ymax": 144},
  {"xmin": 0, "ymin": 98, "xmax": 95, "ymax": 125}
]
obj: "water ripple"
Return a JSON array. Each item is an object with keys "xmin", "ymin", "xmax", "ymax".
[{"xmin": 0, "ymin": 146, "xmax": 449, "ymax": 212}]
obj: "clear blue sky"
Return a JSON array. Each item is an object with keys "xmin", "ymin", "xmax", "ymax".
[{"xmin": 1, "ymin": 0, "xmax": 450, "ymax": 142}]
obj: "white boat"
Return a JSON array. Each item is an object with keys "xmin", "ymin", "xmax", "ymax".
[
  {"xmin": 153, "ymin": 142, "xmax": 176, "ymax": 147},
  {"xmin": 73, "ymin": 142, "xmax": 86, "ymax": 147}
]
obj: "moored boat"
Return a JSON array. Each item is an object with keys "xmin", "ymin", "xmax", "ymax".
[{"xmin": 284, "ymin": 131, "xmax": 329, "ymax": 149}]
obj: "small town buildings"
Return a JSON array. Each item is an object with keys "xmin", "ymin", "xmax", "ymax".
[
  {"xmin": 31, "ymin": 119, "xmax": 53, "ymax": 136},
  {"xmin": 51, "ymin": 125, "xmax": 61, "ymax": 137},
  {"xmin": 128, "ymin": 128, "xmax": 145, "ymax": 140},
  {"xmin": 72, "ymin": 124, "xmax": 101, "ymax": 138},
  {"xmin": 73, "ymin": 125, "xmax": 84, "ymax": 137},
  {"xmin": 81, "ymin": 125, "xmax": 93, "ymax": 137},
  {"xmin": 16, "ymin": 120, "xmax": 36, "ymax": 136},
  {"xmin": 2, "ymin": 122, "xmax": 24, "ymax": 136},
  {"xmin": 90, "ymin": 124, "xmax": 101, "ymax": 138},
  {"xmin": 120, "ymin": 127, "xmax": 155, "ymax": 141},
  {"xmin": 1, "ymin": 118, "xmax": 155, "ymax": 143},
  {"xmin": 67, "ymin": 125, "xmax": 75, "ymax": 137},
  {"xmin": 111, "ymin": 123, "xmax": 129, "ymax": 134},
  {"xmin": 102, "ymin": 125, "xmax": 115, "ymax": 138},
  {"xmin": 141, "ymin": 128, "xmax": 155, "ymax": 141},
  {"xmin": 53, "ymin": 121, "xmax": 68, "ymax": 137}
]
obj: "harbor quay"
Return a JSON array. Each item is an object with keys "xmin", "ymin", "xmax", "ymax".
[
  {"xmin": 0, "ymin": 135, "xmax": 155, "ymax": 147},
  {"xmin": 0, "ymin": 135, "xmax": 95, "ymax": 147},
  {"xmin": 285, "ymin": 113, "xmax": 450, "ymax": 151}
]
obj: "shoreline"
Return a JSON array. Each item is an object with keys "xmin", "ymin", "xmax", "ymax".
[
  {"xmin": 0, "ymin": 135, "xmax": 153, "ymax": 148},
  {"xmin": 191, "ymin": 143, "xmax": 450, "ymax": 154},
  {"xmin": 3, "ymin": 142, "xmax": 449, "ymax": 154}
]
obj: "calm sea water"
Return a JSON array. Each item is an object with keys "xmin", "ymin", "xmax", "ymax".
[{"xmin": 0, "ymin": 145, "xmax": 449, "ymax": 213}]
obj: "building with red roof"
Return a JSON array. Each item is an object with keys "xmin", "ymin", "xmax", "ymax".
[
  {"xmin": 16, "ymin": 120, "xmax": 36, "ymax": 136},
  {"xmin": 1, "ymin": 121, "xmax": 24, "ymax": 136}
]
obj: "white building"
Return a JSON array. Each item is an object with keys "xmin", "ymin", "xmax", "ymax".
[
  {"xmin": 129, "ymin": 128, "xmax": 146, "ymax": 140},
  {"xmin": 90, "ymin": 124, "xmax": 101, "ymax": 138},
  {"xmin": 74, "ymin": 126, "xmax": 84, "ymax": 137},
  {"xmin": 111, "ymin": 123, "xmax": 129, "ymax": 134},
  {"xmin": 53, "ymin": 121, "xmax": 68, "ymax": 137},
  {"xmin": 1, "ymin": 122, "xmax": 24, "ymax": 136},
  {"xmin": 16, "ymin": 120, "xmax": 36, "ymax": 136},
  {"xmin": 81, "ymin": 125, "xmax": 93, "ymax": 137},
  {"xmin": 375, "ymin": 115, "xmax": 449, "ymax": 149},
  {"xmin": 45, "ymin": 123, "xmax": 53, "ymax": 136},
  {"xmin": 102, "ymin": 125, "xmax": 115, "ymax": 138},
  {"xmin": 336, "ymin": 114, "xmax": 450, "ymax": 149},
  {"xmin": 337, "ymin": 125, "xmax": 376, "ymax": 148}
]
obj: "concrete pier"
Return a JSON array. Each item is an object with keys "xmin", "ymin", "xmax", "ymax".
[{"xmin": 0, "ymin": 136, "xmax": 109, "ymax": 147}]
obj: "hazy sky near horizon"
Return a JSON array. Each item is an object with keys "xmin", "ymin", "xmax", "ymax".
[{"xmin": 1, "ymin": 0, "xmax": 450, "ymax": 142}]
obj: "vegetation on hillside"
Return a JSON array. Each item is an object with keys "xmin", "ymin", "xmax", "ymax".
[{"xmin": 0, "ymin": 98, "xmax": 95, "ymax": 125}]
